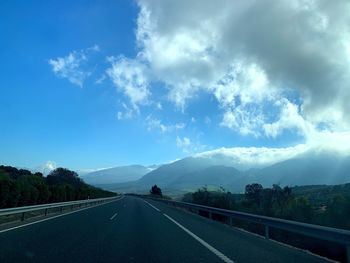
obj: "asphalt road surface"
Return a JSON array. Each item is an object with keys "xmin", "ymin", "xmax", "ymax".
[{"xmin": 0, "ymin": 196, "xmax": 330, "ymax": 263}]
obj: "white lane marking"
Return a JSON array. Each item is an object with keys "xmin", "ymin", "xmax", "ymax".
[
  {"xmin": 163, "ymin": 213, "xmax": 235, "ymax": 263},
  {"xmin": 110, "ymin": 212, "xmax": 118, "ymax": 220},
  {"xmin": 0, "ymin": 197, "xmax": 124, "ymax": 234},
  {"xmin": 142, "ymin": 200, "xmax": 161, "ymax": 212}
]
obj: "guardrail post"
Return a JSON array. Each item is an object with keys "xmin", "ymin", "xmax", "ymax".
[
  {"xmin": 21, "ymin": 212, "xmax": 25, "ymax": 221},
  {"xmin": 265, "ymin": 225, "xmax": 270, "ymax": 240},
  {"xmin": 346, "ymin": 245, "xmax": 350, "ymax": 263},
  {"xmin": 45, "ymin": 208, "xmax": 48, "ymax": 216},
  {"xmin": 71, "ymin": 205, "xmax": 73, "ymax": 210},
  {"xmin": 60, "ymin": 207, "xmax": 63, "ymax": 212}
]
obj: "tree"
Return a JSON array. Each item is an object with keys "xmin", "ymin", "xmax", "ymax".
[
  {"xmin": 150, "ymin": 185, "xmax": 162, "ymax": 196},
  {"xmin": 192, "ymin": 186, "xmax": 210, "ymax": 206},
  {"xmin": 0, "ymin": 172, "xmax": 12, "ymax": 208},
  {"xmin": 285, "ymin": 196, "xmax": 313, "ymax": 222},
  {"xmin": 325, "ymin": 194, "xmax": 350, "ymax": 228},
  {"xmin": 47, "ymin": 168, "xmax": 82, "ymax": 186},
  {"xmin": 245, "ymin": 183, "xmax": 263, "ymax": 208},
  {"xmin": 186, "ymin": 187, "xmax": 235, "ymax": 210},
  {"xmin": 272, "ymin": 185, "xmax": 292, "ymax": 216}
]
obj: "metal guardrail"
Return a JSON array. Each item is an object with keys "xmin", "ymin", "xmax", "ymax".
[
  {"xmin": 0, "ymin": 196, "xmax": 121, "ymax": 221},
  {"xmin": 145, "ymin": 197, "xmax": 350, "ymax": 263}
]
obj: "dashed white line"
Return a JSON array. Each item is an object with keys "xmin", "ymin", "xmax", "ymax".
[
  {"xmin": 110, "ymin": 212, "xmax": 118, "ymax": 220},
  {"xmin": 163, "ymin": 213, "xmax": 235, "ymax": 263},
  {"xmin": 142, "ymin": 200, "xmax": 161, "ymax": 212}
]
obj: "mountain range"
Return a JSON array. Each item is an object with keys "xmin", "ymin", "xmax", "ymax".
[
  {"xmin": 81, "ymin": 165, "xmax": 152, "ymax": 185},
  {"xmin": 82, "ymin": 147, "xmax": 350, "ymax": 195}
]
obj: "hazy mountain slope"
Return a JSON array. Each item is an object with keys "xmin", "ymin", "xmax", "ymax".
[
  {"xmin": 105, "ymin": 158, "xmax": 238, "ymax": 194},
  {"xmin": 169, "ymin": 165, "xmax": 246, "ymax": 192},
  {"xmin": 251, "ymin": 153, "xmax": 350, "ymax": 187},
  {"xmin": 108, "ymin": 163, "xmax": 248, "ymax": 194},
  {"xmin": 138, "ymin": 157, "xmax": 219, "ymax": 185},
  {"xmin": 82, "ymin": 165, "xmax": 151, "ymax": 185},
  {"xmin": 101, "ymin": 151, "xmax": 350, "ymax": 195}
]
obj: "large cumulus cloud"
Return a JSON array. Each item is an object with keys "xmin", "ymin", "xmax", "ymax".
[{"xmin": 112, "ymin": 0, "xmax": 350, "ymax": 138}]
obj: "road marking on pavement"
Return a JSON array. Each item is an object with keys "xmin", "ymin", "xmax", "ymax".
[
  {"xmin": 110, "ymin": 212, "xmax": 118, "ymax": 220},
  {"xmin": 143, "ymin": 200, "xmax": 161, "ymax": 212},
  {"xmin": 163, "ymin": 213, "xmax": 235, "ymax": 263},
  {"xmin": 0, "ymin": 197, "xmax": 124, "ymax": 234}
]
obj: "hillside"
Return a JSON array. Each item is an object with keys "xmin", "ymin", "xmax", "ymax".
[
  {"xmin": 251, "ymin": 153, "xmax": 350, "ymax": 187},
  {"xmin": 106, "ymin": 151, "xmax": 350, "ymax": 195},
  {"xmin": 82, "ymin": 165, "xmax": 151, "ymax": 185},
  {"xmin": 168, "ymin": 165, "xmax": 246, "ymax": 192}
]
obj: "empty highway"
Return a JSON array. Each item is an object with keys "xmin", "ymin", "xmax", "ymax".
[{"xmin": 0, "ymin": 196, "xmax": 330, "ymax": 263}]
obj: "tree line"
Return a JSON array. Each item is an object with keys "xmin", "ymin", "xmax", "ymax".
[
  {"xmin": 182, "ymin": 183, "xmax": 350, "ymax": 262},
  {"xmin": 0, "ymin": 165, "xmax": 116, "ymax": 208},
  {"xmin": 183, "ymin": 183, "xmax": 350, "ymax": 229}
]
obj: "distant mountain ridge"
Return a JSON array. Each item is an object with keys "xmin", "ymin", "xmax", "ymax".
[
  {"xmin": 82, "ymin": 165, "xmax": 151, "ymax": 185},
  {"xmin": 83, "ymin": 147, "xmax": 350, "ymax": 195},
  {"xmin": 250, "ymin": 153, "xmax": 350, "ymax": 186},
  {"xmin": 101, "ymin": 150, "xmax": 350, "ymax": 195}
]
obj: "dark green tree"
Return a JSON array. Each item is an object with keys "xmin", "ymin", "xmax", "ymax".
[
  {"xmin": 150, "ymin": 184, "xmax": 162, "ymax": 196},
  {"xmin": 245, "ymin": 183, "xmax": 263, "ymax": 208}
]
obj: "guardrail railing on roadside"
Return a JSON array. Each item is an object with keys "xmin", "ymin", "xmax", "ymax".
[
  {"xmin": 0, "ymin": 196, "xmax": 120, "ymax": 222},
  {"xmin": 144, "ymin": 196, "xmax": 350, "ymax": 263}
]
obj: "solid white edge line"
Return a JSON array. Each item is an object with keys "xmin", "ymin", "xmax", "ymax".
[
  {"xmin": 143, "ymin": 200, "xmax": 161, "ymax": 212},
  {"xmin": 163, "ymin": 213, "xmax": 235, "ymax": 263},
  {"xmin": 110, "ymin": 212, "xmax": 118, "ymax": 220},
  {"xmin": 0, "ymin": 196, "xmax": 124, "ymax": 234}
]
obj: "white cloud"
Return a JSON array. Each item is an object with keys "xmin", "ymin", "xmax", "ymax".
[
  {"xmin": 176, "ymin": 135, "xmax": 208, "ymax": 154},
  {"xmin": 146, "ymin": 115, "xmax": 185, "ymax": 133},
  {"xmin": 194, "ymin": 129, "xmax": 350, "ymax": 170},
  {"xmin": 106, "ymin": 56, "xmax": 150, "ymax": 109},
  {"xmin": 116, "ymin": 103, "xmax": 135, "ymax": 120},
  {"xmin": 263, "ymin": 99, "xmax": 314, "ymax": 138},
  {"xmin": 35, "ymin": 160, "xmax": 57, "ymax": 175},
  {"xmin": 176, "ymin": 136, "xmax": 191, "ymax": 152},
  {"xmin": 176, "ymin": 136, "xmax": 191, "ymax": 147},
  {"xmin": 156, "ymin": 102, "xmax": 162, "ymax": 110},
  {"xmin": 175, "ymin": 123, "xmax": 186, "ymax": 130},
  {"xmin": 306, "ymin": 131, "xmax": 350, "ymax": 154},
  {"xmin": 221, "ymin": 106, "xmax": 265, "ymax": 137},
  {"xmin": 127, "ymin": 0, "xmax": 350, "ymax": 139},
  {"xmin": 95, "ymin": 74, "xmax": 106, "ymax": 85},
  {"xmin": 195, "ymin": 145, "xmax": 309, "ymax": 170},
  {"xmin": 87, "ymin": 44, "xmax": 100, "ymax": 52},
  {"xmin": 49, "ymin": 45, "xmax": 99, "ymax": 87},
  {"xmin": 44, "ymin": 160, "xmax": 57, "ymax": 171},
  {"xmin": 204, "ymin": 116, "xmax": 211, "ymax": 125}
]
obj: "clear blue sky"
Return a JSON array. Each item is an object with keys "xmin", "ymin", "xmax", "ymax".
[{"xmin": 4, "ymin": 0, "xmax": 346, "ymax": 170}]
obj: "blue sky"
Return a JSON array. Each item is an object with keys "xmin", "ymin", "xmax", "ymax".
[{"xmin": 1, "ymin": 0, "xmax": 350, "ymax": 171}]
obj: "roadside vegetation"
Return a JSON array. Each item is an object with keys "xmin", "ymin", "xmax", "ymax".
[
  {"xmin": 183, "ymin": 183, "xmax": 350, "ymax": 229},
  {"xmin": 150, "ymin": 184, "xmax": 162, "ymax": 197},
  {"xmin": 182, "ymin": 183, "xmax": 350, "ymax": 262},
  {"xmin": 0, "ymin": 165, "xmax": 116, "ymax": 209}
]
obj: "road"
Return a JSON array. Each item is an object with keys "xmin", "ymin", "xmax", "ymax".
[{"xmin": 0, "ymin": 196, "xmax": 330, "ymax": 263}]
